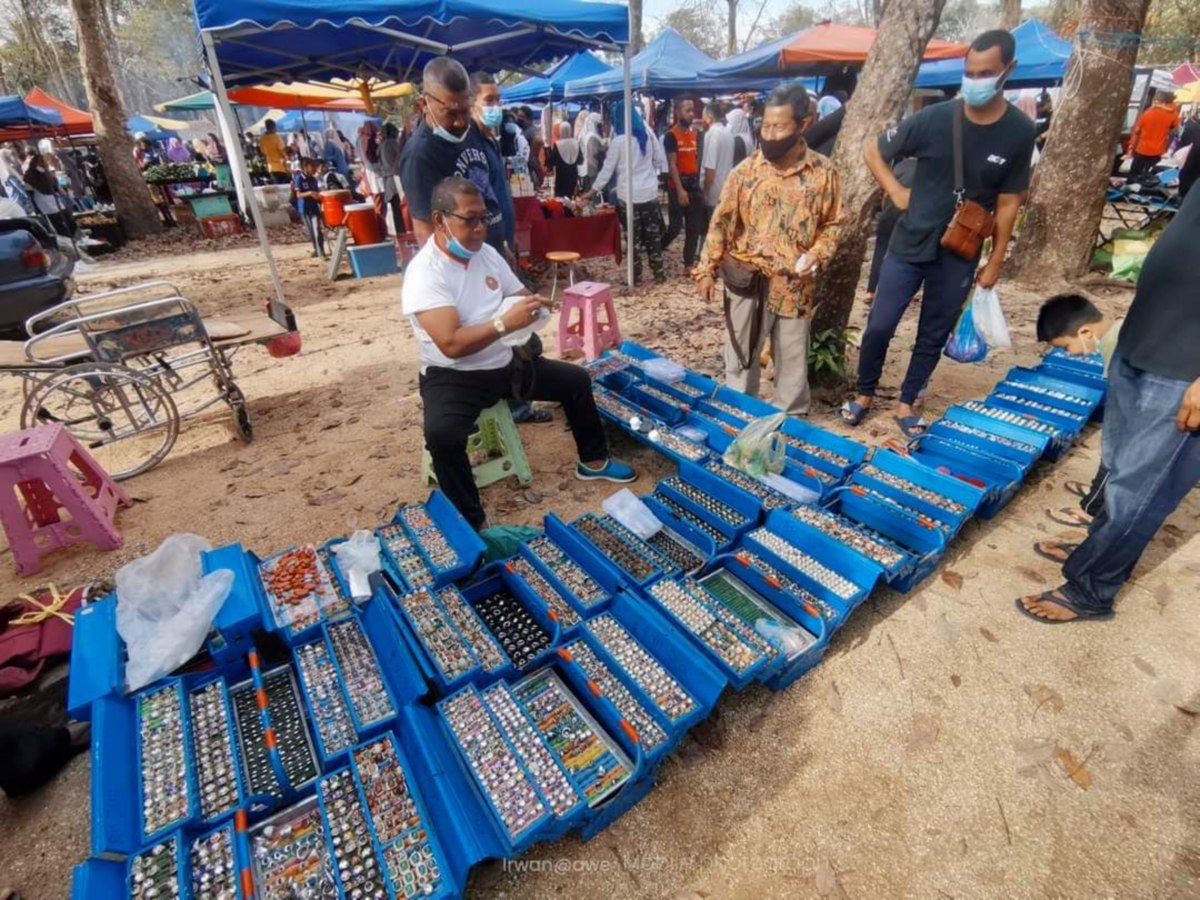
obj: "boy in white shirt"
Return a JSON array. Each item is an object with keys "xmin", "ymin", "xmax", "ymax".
[{"xmin": 401, "ymin": 176, "xmax": 636, "ymax": 530}]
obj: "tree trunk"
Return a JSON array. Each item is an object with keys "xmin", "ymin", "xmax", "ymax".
[
  {"xmin": 66, "ymin": 0, "xmax": 162, "ymax": 239},
  {"xmin": 629, "ymin": 0, "xmax": 644, "ymax": 54},
  {"xmin": 1008, "ymin": 0, "xmax": 1151, "ymax": 286},
  {"xmin": 810, "ymin": 0, "xmax": 949, "ymax": 340},
  {"xmin": 1001, "ymin": 0, "xmax": 1021, "ymax": 29},
  {"xmin": 727, "ymin": 0, "xmax": 739, "ymax": 57}
]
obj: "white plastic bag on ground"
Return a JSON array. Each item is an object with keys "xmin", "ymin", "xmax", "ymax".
[
  {"xmin": 115, "ymin": 534, "xmax": 234, "ymax": 692},
  {"xmin": 602, "ymin": 488, "xmax": 663, "ymax": 539},
  {"xmin": 332, "ymin": 530, "xmax": 383, "ymax": 600},
  {"xmin": 971, "ymin": 286, "xmax": 1012, "ymax": 350},
  {"xmin": 723, "ymin": 412, "xmax": 787, "ymax": 477}
]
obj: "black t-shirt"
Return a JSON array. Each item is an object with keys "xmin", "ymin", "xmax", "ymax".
[
  {"xmin": 803, "ymin": 106, "xmax": 845, "ymax": 157},
  {"xmin": 1114, "ymin": 186, "xmax": 1200, "ymax": 381},
  {"xmin": 879, "ymin": 101, "xmax": 1035, "ymax": 262},
  {"xmin": 399, "ymin": 121, "xmax": 505, "ymax": 249}
]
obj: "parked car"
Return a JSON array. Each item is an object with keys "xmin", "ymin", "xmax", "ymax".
[{"xmin": 0, "ymin": 215, "xmax": 76, "ymax": 340}]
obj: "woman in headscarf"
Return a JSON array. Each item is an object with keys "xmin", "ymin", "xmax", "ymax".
[
  {"xmin": 725, "ymin": 107, "xmax": 754, "ymax": 165},
  {"xmin": 323, "ymin": 126, "xmax": 349, "ymax": 178},
  {"xmin": 378, "ymin": 122, "xmax": 405, "ymax": 235},
  {"xmin": 577, "ymin": 111, "xmax": 605, "ymax": 192},
  {"xmin": 165, "ymin": 137, "xmax": 191, "ymax": 163},
  {"xmin": 0, "ymin": 147, "xmax": 33, "ymax": 214},
  {"xmin": 547, "ymin": 121, "xmax": 581, "ymax": 198}
]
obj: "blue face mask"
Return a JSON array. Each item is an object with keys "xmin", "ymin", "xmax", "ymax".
[
  {"xmin": 961, "ymin": 74, "xmax": 1002, "ymax": 107},
  {"xmin": 481, "ymin": 106, "xmax": 504, "ymax": 129},
  {"xmin": 442, "ymin": 226, "xmax": 478, "ymax": 261},
  {"xmin": 433, "ymin": 124, "xmax": 468, "ymax": 144}
]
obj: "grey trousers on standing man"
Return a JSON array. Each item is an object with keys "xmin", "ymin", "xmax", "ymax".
[{"xmin": 723, "ymin": 291, "xmax": 811, "ymax": 414}]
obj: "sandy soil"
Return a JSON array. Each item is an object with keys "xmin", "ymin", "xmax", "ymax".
[{"xmin": 0, "ymin": 229, "xmax": 1197, "ymax": 900}]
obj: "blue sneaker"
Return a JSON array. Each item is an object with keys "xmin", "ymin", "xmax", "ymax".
[{"xmin": 575, "ymin": 459, "xmax": 637, "ymax": 483}]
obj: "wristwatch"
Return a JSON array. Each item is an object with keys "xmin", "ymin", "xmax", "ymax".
[{"xmin": 493, "ymin": 317, "xmax": 507, "ymax": 335}]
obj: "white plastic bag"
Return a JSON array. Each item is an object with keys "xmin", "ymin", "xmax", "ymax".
[
  {"xmin": 496, "ymin": 295, "xmax": 552, "ymax": 347},
  {"xmin": 972, "ymin": 286, "xmax": 1012, "ymax": 350},
  {"xmin": 332, "ymin": 530, "xmax": 383, "ymax": 600},
  {"xmin": 602, "ymin": 488, "xmax": 663, "ymax": 539},
  {"xmin": 761, "ymin": 472, "xmax": 821, "ymax": 506},
  {"xmin": 115, "ymin": 534, "xmax": 234, "ymax": 692},
  {"xmin": 723, "ymin": 412, "xmax": 787, "ymax": 477},
  {"xmin": 642, "ymin": 357, "xmax": 686, "ymax": 383}
]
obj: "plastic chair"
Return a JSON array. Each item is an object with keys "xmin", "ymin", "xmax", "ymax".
[
  {"xmin": 0, "ymin": 424, "xmax": 131, "ymax": 575},
  {"xmin": 421, "ymin": 401, "xmax": 533, "ymax": 488},
  {"xmin": 545, "ymin": 251, "xmax": 580, "ymax": 303},
  {"xmin": 555, "ymin": 281, "xmax": 621, "ymax": 361}
]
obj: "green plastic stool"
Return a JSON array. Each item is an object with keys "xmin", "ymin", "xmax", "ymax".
[{"xmin": 422, "ymin": 400, "xmax": 534, "ymax": 488}]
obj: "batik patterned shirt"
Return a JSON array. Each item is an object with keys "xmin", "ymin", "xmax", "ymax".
[{"xmin": 697, "ymin": 146, "xmax": 843, "ymax": 318}]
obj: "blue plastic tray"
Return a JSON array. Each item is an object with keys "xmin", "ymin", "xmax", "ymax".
[
  {"xmin": 457, "ymin": 564, "xmax": 566, "ymax": 684},
  {"xmin": 620, "ymin": 380, "xmax": 692, "ymax": 425},
  {"xmin": 390, "ymin": 491, "xmax": 487, "ymax": 586},
  {"xmin": 186, "ymin": 672, "xmax": 252, "ymax": 828},
  {"xmin": 954, "ymin": 400, "xmax": 1073, "ymax": 460},
  {"xmin": 688, "ymin": 414, "xmax": 831, "ymax": 503},
  {"xmin": 903, "ymin": 434, "xmax": 1025, "ymax": 519},
  {"xmin": 853, "ymin": 449, "xmax": 985, "ymax": 537},
  {"xmin": 1002, "ymin": 366, "xmax": 1104, "ymax": 411},
  {"xmin": 983, "ymin": 392, "xmax": 1088, "ymax": 437},
  {"xmin": 609, "ymin": 340, "xmax": 721, "ymax": 399},
  {"xmin": 567, "ymin": 511, "xmax": 679, "ymax": 588},
  {"xmin": 518, "ymin": 515, "xmax": 622, "ymax": 615},
  {"xmin": 695, "ymin": 385, "xmax": 780, "ymax": 429},
  {"xmin": 989, "ymin": 382, "xmax": 1092, "ymax": 430},
  {"xmin": 942, "ymin": 405, "xmax": 1053, "ymax": 459},
  {"xmin": 780, "ymin": 417, "xmax": 869, "ymax": 483},
  {"xmin": 66, "ymin": 594, "xmax": 123, "ymax": 722},
  {"xmin": 1037, "ymin": 355, "xmax": 1108, "ymax": 393}
]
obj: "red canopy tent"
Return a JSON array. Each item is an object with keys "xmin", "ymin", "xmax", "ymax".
[
  {"xmin": 24, "ymin": 87, "xmax": 94, "ymax": 135},
  {"xmin": 778, "ymin": 23, "xmax": 966, "ymax": 65},
  {"xmin": 1172, "ymin": 62, "xmax": 1200, "ymax": 86}
]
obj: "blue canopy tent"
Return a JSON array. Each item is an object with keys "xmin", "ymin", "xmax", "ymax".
[
  {"xmin": 915, "ymin": 19, "xmax": 1071, "ymax": 89},
  {"xmin": 190, "ymin": 0, "xmax": 635, "ymax": 305},
  {"xmin": 565, "ymin": 28, "xmax": 714, "ymax": 98},
  {"xmin": 271, "ymin": 109, "xmax": 379, "ymax": 133},
  {"xmin": 126, "ymin": 114, "xmax": 178, "ymax": 142},
  {"xmin": 0, "ymin": 96, "xmax": 64, "ymax": 129},
  {"xmin": 502, "ymin": 51, "xmax": 611, "ymax": 103}
]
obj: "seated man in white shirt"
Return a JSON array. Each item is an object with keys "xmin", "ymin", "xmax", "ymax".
[{"xmin": 401, "ymin": 176, "xmax": 637, "ymax": 530}]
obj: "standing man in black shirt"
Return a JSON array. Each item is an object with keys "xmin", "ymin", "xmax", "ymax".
[
  {"xmin": 841, "ymin": 30, "xmax": 1035, "ymax": 437},
  {"xmin": 662, "ymin": 99, "xmax": 707, "ymax": 272},
  {"xmin": 1018, "ymin": 186, "xmax": 1200, "ymax": 622}
]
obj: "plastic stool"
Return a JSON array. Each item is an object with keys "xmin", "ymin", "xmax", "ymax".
[
  {"xmin": 0, "ymin": 424, "xmax": 131, "ymax": 576},
  {"xmin": 421, "ymin": 401, "xmax": 533, "ymax": 488},
  {"xmin": 546, "ymin": 251, "xmax": 580, "ymax": 303},
  {"xmin": 555, "ymin": 281, "xmax": 621, "ymax": 361}
]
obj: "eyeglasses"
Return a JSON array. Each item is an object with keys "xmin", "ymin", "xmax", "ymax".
[
  {"xmin": 425, "ymin": 90, "xmax": 473, "ymax": 117},
  {"xmin": 445, "ymin": 211, "xmax": 488, "ymax": 229}
]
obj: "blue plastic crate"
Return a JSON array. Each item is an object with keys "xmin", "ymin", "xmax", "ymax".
[
  {"xmin": 569, "ymin": 511, "xmax": 681, "ymax": 587},
  {"xmin": 942, "ymin": 405, "xmax": 1052, "ymax": 459},
  {"xmin": 954, "ymin": 400, "xmax": 1072, "ymax": 460},
  {"xmin": 517, "ymin": 515, "xmax": 621, "ymax": 615},
  {"xmin": 390, "ymin": 491, "xmax": 487, "ymax": 586},
  {"xmin": 67, "ymin": 594, "xmax": 123, "ymax": 722},
  {"xmin": 780, "ymin": 417, "xmax": 869, "ymax": 483},
  {"xmin": 609, "ymin": 340, "xmax": 721, "ymax": 399},
  {"xmin": 1001, "ymin": 366, "xmax": 1104, "ymax": 412},
  {"xmin": 983, "ymin": 392, "xmax": 1088, "ymax": 438},
  {"xmin": 853, "ymin": 449, "xmax": 985, "ymax": 537},
  {"xmin": 1038, "ymin": 355, "xmax": 1108, "ymax": 393},
  {"xmin": 348, "ymin": 241, "xmax": 398, "ymax": 277},
  {"xmin": 903, "ymin": 434, "xmax": 1025, "ymax": 519},
  {"xmin": 688, "ymin": 415, "xmax": 831, "ymax": 503},
  {"xmin": 779, "ymin": 501, "xmax": 907, "ymax": 588},
  {"xmin": 925, "ymin": 417, "xmax": 1041, "ymax": 470},
  {"xmin": 202, "ymin": 543, "xmax": 267, "ymax": 664}
]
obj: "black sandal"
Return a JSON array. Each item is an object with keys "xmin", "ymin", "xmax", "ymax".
[
  {"xmin": 1014, "ymin": 590, "xmax": 1114, "ymax": 624},
  {"xmin": 1064, "ymin": 480, "xmax": 1089, "ymax": 499},
  {"xmin": 1033, "ymin": 540, "xmax": 1078, "ymax": 563},
  {"xmin": 1044, "ymin": 507, "xmax": 1093, "ymax": 528}
]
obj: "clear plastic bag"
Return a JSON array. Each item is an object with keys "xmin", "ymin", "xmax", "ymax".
[
  {"xmin": 642, "ymin": 357, "xmax": 686, "ymax": 383},
  {"xmin": 723, "ymin": 412, "xmax": 787, "ymax": 477},
  {"xmin": 761, "ymin": 472, "xmax": 821, "ymax": 506},
  {"xmin": 115, "ymin": 534, "xmax": 234, "ymax": 692},
  {"xmin": 943, "ymin": 297, "xmax": 988, "ymax": 363},
  {"xmin": 331, "ymin": 530, "xmax": 383, "ymax": 600},
  {"xmin": 602, "ymin": 488, "xmax": 663, "ymax": 539},
  {"xmin": 971, "ymin": 286, "xmax": 1011, "ymax": 350}
]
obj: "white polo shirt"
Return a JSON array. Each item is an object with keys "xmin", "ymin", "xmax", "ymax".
[{"xmin": 401, "ymin": 240, "xmax": 526, "ymax": 373}]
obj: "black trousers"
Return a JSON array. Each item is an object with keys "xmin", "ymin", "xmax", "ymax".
[
  {"xmin": 0, "ymin": 722, "xmax": 74, "ymax": 797},
  {"xmin": 663, "ymin": 177, "xmax": 706, "ymax": 267},
  {"xmin": 421, "ymin": 357, "xmax": 608, "ymax": 530},
  {"xmin": 1129, "ymin": 153, "xmax": 1161, "ymax": 179}
]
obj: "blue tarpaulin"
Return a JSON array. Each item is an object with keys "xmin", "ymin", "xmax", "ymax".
[
  {"xmin": 193, "ymin": 0, "xmax": 629, "ymax": 87},
  {"xmin": 565, "ymin": 29, "xmax": 714, "ymax": 98},
  {"xmin": 502, "ymin": 51, "xmax": 612, "ymax": 103},
  {"xmin": 126, "ymin": 115, "xmax": 178, "ymax": 142},
  {"xmin": 916, "ymin": 19, "xmax": 1071, "ymax": 89},
  {"xmin": 0, "ymin": 96, "xmax": 63, "ymax": 129}
]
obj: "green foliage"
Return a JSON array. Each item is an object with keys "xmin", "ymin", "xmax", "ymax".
[
  {"xmin": 808, "ymin": 325, "xmax": 860, "ymax": 379},
  {"xmin": 655, "ymin": 2, "xmax": 726, "ymax": 59},
  {"xmin": 764, "ymin": 3, "xmax": 818, "ymax": 40}
]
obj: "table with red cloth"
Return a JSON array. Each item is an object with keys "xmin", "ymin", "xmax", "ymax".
[{"xmin": 513, "ymin": 196, "xmax": 622, "ymax": 264}]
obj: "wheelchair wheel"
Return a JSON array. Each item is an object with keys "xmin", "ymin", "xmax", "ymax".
[
  {"xmin": 21, "ymin": 362, "xmax": 180, "ymax": 480},
  {"xmin": 227, "ymin": 386, "xmax": 253, "ymax": 442}
]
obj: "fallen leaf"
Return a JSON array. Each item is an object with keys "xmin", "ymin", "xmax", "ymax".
[
  {"xmin": 815, "ymin": 858, "xmax": 839, "ymax": 897},
  {"xmin": 1162, "ymin": 523, "xmax": 1183, "ymax": 538},
  {"xmin": 1133, "ymin": 656, "xmax": 1157, "ymax": 677},
  {"xmin": 825, "ymin": 680, "xmax": 842, "ymax": 714},
  {"xmin": 344, "ymin": 473, "xmax": 364, "ymax": 487},
  {"xmin": 1024, "ymin": 684, "xmax": 1064, "ymax": 716},
  {"xmin": 1016, "ymin": 566, "xmax": 1048, "ymax": 585},
  {"xmin": 1053, "ymin": 747, "xmax": 1093, "ymax": 790},
  {"xmin": 951, "ymin": 674, "xmax": 962, "ymax": 688},
  {"xmin": 307, "ymin": 489, "xmax": 346, "ymax": 506},
  {"xmin": 979, "ymin": 627, "xmax": 999, "ymax": 643},
  {"xmin": 941, "ymin": 570, "xmax": 964, "ymax": 591}
]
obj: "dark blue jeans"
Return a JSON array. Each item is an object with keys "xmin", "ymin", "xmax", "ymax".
[
  {"xmin": 1061, "ymin": 356, "xmax": 1200, "ymax": 612},
  {"xmin": 856, "ymin": 249, "xmax": 978, "ymax": 405}
]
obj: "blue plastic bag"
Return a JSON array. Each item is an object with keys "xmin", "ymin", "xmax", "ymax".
[{"xmin": 943, "ymin": 296, "xmax": 988, "ymax": 363}]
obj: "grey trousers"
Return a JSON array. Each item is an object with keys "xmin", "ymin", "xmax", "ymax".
[{"xmin": 723, "ymin": 291, "xmax": 811, "ymax": 414}]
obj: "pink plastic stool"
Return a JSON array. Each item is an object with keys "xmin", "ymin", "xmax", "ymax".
[
  {"xmin": 555, "ymin": 281, "xmax": 621, "ymax": 361},
  {"xmin": 0, "ymin": 424, "xmax": 131, "ymax": 575}
]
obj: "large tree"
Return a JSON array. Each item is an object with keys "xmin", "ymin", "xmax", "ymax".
[
  {"xmin": 810, "ymin": 0, "xmax": 951, "ymax": 337},
  {"xmin": 1001, "ymin": 0, "xmax": 1022, "ymax": 27},
  {"xmin": 65, "ymin": 0, "xmax": 162, "ymax": 238},
  {"xmin": 727, "ymin": 0, "xmax": 739, "ymax": 56},
  {"xmin": 1008, "ymin": 0, "xmax": 1152, "ymax": 285},
  {"xmin": 629, "ymin": 0, "xmax": 644, "ymax": 54}
]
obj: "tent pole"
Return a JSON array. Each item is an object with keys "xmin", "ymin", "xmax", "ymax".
[
  {"xmin": 622, "ymin": 45, "xmax": 633, "ymax": 289},
  {"xmin": 202, "ymin": 28, "xmax": 288, "ymax": 318},
  {"xmin": 213, "ymin": 91, "xmax": 250, "ymax": 217}
]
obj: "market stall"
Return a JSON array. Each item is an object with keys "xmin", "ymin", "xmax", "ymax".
[
  {"xmin": 513, "ymin": 195, "xmax": 622, "ymax": 264},
  {"xmin": 565, "ymin": 28, "xmax": 716, "ymax": 99},
  {"xmin": 915, "ymin": 19, "xmax": 1070, "ymax": 89},
  {"xmin": 503, "ymin": 50, "xmax": 612, "ymax": 103}
]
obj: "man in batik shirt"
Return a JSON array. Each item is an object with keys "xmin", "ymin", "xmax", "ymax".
[{"xmin": 696, "ymin": 82, "xmax": 842, "ymax": 415}]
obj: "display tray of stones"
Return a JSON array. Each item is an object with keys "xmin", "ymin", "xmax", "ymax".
[
  {"xmin": 316, "ymin": 769, "xmax": 386, "ymax": 899},
  {"xmin": 855, "ymin": 464, "xmax": 969, "ymax": 522},
  {"xmin": 511, "ymin": 668, "xmax": 633, "ymax": 807},
  {"xmin": 138, "ymin": 681, "xmax": 195, "ymax": 839},
  {"xmin": 698, "ymin": 398, "xmax": 753, "ymax": 426},
  {"xmin": 960, "ymin": 401, "xmax": 1063, "ymax": 438},
  {"xmin": 730, "ymin": 550, "xmax": 842, "ymax": 624},
  {"xmin": 585, "ymin": 614, "xmax": 698, "ymax": 724},
  {"xmin": 230, "ymin": 666, "xmax": 320, "ymax": 798},
  {"xmin": 351, "ymin": 734, "xmax": 446, "ymax": 900},
  {"xmin": 397, "ymin": 504, "xmax": 461, "ymax": 576},
  {"xmin": 935, "ymin": 418, "xmax": 1040, "ymax": 453},
  {"xmin": 470, "ymin": 586, "xmax": 553, "ymax": 671},
  {"xmin": 377, "ymin": 523, "xmax": 436, "ymax": 592},
  {"xmin": 189, "ymin": 823, "xmax": 238, "ymax": 900},
  {"xmin": 592, "ymin": 385, "xmax": 655, "ymax": 428},
  {"xmin": 992, "ymin": 389, "xmax": 1089, "ymax": 424},
  {"xmin": 248, "ymin": 796, "xmax": 338, "ymax": 900},
  {"xmin": 572, "ymin": 513, "xmax": 679, "ymax": 584},
  {"xmin": 847, "ymin": 484, "xmax": 953, "ymax": 534},
  {"xmin": 393, "ymin": 586, "xmax": 483, "ymax": 686},
  {"xmin": 560, "ymin": 638, "xmax": 669, "ymax": 752},
  {"xmin": 584, "ymin": 355, "xmax": 634, "ymax": 381},
  {"xmin": 188, "ymin": 680, "xmax": 242, "ymax": 823},
  {"xmin": 696, "ymin": 568, "xmax": 817, "ymax": 660},
  {"xmin": 627, "ymin": 381, "xmax": 691, "ymax": 418},
  {"xmin": 656, "ymin": 476, "xmax": 751, "ymax": 533},
  {"xmin": 787, "ymin": 504, "xmax": 909, "ymax": 573},
  {"xmin": 508, "ymin": 557, "xmax": 582, "ymax": 629},
  {"xmin": 778, "ymin": 433, "xmax": 853, "ymax": 482},
  {"xmin": 326, "ymin": 617, "xmax": 396, "ymax": 729},
  {"xmin": 522, "ymin": 535, "xmax": 608, "ymax": 611},
  {"xmin": 258, "ymin": 545, "xmax": 348, "ymax": 637},
  {"xmin": 128, "ymin": 834, "xmax": 184, "ymax": 900},
  {"xmin": 702, "ymin": 459, "xmax": 794, "ymax": 512},
  {"xmin": 645, "ymin": 579, "xmax": 770, "ymax": 677}
]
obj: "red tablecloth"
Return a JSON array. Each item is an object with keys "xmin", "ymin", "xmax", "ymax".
[{"xmin": 513, "ymin": 197, "xmax": 622, "ymax": 264}]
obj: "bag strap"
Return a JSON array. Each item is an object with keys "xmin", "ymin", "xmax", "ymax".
[
  {"xmin": 723, "ymin": 284, "xmax": 765, "ymax": 372},
  {"xmin": 952, "ymin": 100, "xmax": 965, "ymax": 206}
]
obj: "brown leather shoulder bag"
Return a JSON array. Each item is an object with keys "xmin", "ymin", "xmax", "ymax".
[{"xmin": 940, "ymin": 100, "xmax": 995, "ymax": 260}]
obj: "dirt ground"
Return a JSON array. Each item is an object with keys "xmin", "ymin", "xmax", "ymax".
[{"xmin": 0, "ymin": 228, "xmax": 1197, "ymax": 900}]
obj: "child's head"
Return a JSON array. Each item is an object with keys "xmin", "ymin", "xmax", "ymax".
[
  {"xmin": 1036, "ymin": 293, "xmax": 1111, "ymax": 355},
  {"xmin": 301, "ymin": 157, "xmax": 320, "ymax": 175}
]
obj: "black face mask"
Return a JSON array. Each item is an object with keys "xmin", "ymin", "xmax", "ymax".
[{"xmin": 760, "ymin": 131, "xmax": 799, "ymax": 162}]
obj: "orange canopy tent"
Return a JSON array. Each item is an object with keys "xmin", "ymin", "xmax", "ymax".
[
  {"xmin": 779, "ymin": 23, "xmax": 966, "ymax": 65},
  {"xmin": 22, "ymin": 87, "xmax": 94, "ymax": 135}
]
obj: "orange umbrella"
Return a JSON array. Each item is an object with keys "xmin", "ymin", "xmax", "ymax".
[{"xmin": 778, "ymin": 23, "xmax": 966, "ymax": 66}]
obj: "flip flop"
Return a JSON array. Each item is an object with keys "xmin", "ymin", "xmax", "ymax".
[
  {"xmin": 894, "ymin": 415, "xmax": 928, "ymax": 439},
  {"xmin": 1045, "ymin": 507, "xmax": 1093, "ymax": 528},
  {"xmin": 1014, "ymin": 591, "xmax": 1114, "ymax": 624},
  {"xmin": 839, "ymin": 399, "xmax": 870, "ymax": 426},
  {"xmin": 1033, "ymin": 540, "xmax": 1078, "ymax": 563},
  {"xmin": 1064, "ymin": 480, "xmax": 1089, "ymax": 498},
  {"xmin": 517, "ymin": 408, "xmax": 554, "ymax": 424}
]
